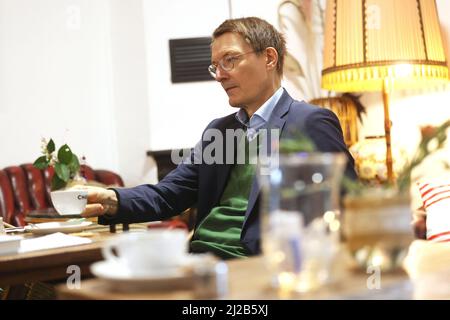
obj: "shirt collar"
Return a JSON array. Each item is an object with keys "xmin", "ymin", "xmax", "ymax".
[{"xmin": 235, "ymin": 87, "xmax": 284, "ymax": 128}]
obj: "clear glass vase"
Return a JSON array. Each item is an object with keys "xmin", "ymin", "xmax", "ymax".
[{"xmin": 258, "ymin": 152, "xmax": 347, "ymax": 293}]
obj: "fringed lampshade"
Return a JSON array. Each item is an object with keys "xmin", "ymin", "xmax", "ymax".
[{"xmin": 321, "ymin": 0, "xmax": 449, "ymax": 183}]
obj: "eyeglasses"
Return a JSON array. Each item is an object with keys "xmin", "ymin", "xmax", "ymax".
[{"xmin": 208, "ymin": 51, "xmax": 259, "ymax": 78}]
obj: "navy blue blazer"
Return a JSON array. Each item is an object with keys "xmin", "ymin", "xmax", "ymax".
[{"xmin": 109, "ymin": 90, "xmax": 356, "ymax": 255}]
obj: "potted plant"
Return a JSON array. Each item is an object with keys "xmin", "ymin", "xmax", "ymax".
[{"xmin": 33, "ymin": 138, "xmax": 84, "ymax": 190}]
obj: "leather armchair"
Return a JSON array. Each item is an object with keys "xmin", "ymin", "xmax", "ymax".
[
  {"xmin": 0, "ymin": 163, "xmax": 124, "ymax": 227},
  {"xmin": 4, "ymin": 166, "xmax": 32, "ymax": 227},
  {"xmin": 0, "ymin": 169, "xmax": 21, "ymax": 226},
  {"xmin": 21, "ymin": 163, "xmax": 50, "ymax": 211},
  {"xmin": 94, "ymin": 169, "xmax": 124, "ymax": 187}
]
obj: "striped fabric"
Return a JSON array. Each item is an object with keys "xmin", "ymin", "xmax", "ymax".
[{"xmin": 418, "ymin": 182, "xmax": 450, "ymax": 242}]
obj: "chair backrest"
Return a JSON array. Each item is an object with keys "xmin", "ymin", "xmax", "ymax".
[
  {"xmin": 80, "ymin": 165, "xmax": 96, "ymax": 181},
  {"xmin": 43, "ymin": 166, "xmax": 54, "ymax": 204},
  {"xmin": 3, "ymin": 166, "xmax": 29, "ymax": 226},
  {"xmin": 0, "ymin": 169, "xmax": 16, "ymax": 225},
  {"xmin": 94, "ymin": 170, "xmax": 124, "ymax": 187},
  {"xmin": 21, "ymin": 163, "xmax": 50, "ymax": 211},
  {"xmin": 1, "ymin": 163, "xmax": 124, "ymax": 227}
]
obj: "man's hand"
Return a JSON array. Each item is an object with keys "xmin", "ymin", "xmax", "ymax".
[
  {"xmin": 412, "ymin": 207, "xmax": 427, "ymax": 240},
  {"xmin": 69, "ymin": 185, "xmax": 118, "ymax": 218}
]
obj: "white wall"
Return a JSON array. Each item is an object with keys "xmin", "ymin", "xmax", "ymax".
[
  {"xmin": 0, "ymin": 0, "xmax": 118, "ymax": 174},
  {"xmin": 0, "ymin": 0, "xmax": 154, "ymax": 186},
  {"xmin": 108, "ymin": 0, "xmax": 155, "ymax": 186},
  {"xmin": 142, "ymin": 0, "xmax": 232, "ymax": 151},
  {"xmin": 231, "ymin": 0, "xmax": 279, "ymax": 23}
]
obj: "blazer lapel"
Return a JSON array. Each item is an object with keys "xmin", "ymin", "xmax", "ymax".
[{"xmin": 243, "ymin": 89, "xmax": 293, "ymax": 226}]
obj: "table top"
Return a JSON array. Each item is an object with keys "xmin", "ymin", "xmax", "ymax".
[
  {"xmin": 1, "ymin": 221, "xmax": 414, "ymax": 299},
  {"xmin": 56, "ymin": 256, "xmax": 413, "ymax": 300},
  {"xmin": 25, "ymin": 208, "xmax": 81, "ymax": 222},
  {"xmin": 0, "ymin": 223, "xmax": 147, "ymax": 286}
]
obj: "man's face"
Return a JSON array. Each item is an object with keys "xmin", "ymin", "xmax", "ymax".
[{"xmin": 211, "ymin": 32, "xmax": 274, "ymax": 112}]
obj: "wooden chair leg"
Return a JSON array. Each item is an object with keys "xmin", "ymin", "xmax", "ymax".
[
  {"xmin": 1, "ymin": 283, "xmax": 56, "ymax": 300},
  {"xmin": 2, "ymin": 284, "xmax": 29, "ymax": 300}
]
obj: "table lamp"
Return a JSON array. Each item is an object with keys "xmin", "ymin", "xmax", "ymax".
[{"xmin": 321, "ymin": 0, "xmax": 449, "ymax": 184}]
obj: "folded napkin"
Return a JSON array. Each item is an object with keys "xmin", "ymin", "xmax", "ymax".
[{"xmin": 19, "ymin": 232, "xmax": 92, "ymax": 253}]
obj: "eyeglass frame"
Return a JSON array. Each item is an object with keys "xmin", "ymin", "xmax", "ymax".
[{"xmin": 208, "ymin": 50, "xmax": 263, "ymax": 78}]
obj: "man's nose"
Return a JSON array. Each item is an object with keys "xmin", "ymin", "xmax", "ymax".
[{"xmin": 214, "ymin": 67, "xmax": 228, "ymax": 82}]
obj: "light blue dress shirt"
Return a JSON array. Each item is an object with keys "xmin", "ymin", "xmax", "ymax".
[{"xmin": 235, "ymin": 87, "xmax": 284, "ymax": 141}]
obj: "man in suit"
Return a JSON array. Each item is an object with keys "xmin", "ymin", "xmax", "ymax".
[{"xmin": 82, "ymin": 17, "xmax": 356, "ymax": 259}]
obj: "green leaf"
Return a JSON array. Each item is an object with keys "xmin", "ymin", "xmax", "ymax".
[
  {"xmin": 55, "ymin": 162, "xmax": 70, "ymax": 182},
  {"xmin": 279, "ymin": 130, "xmax": 317, "ymax": 154},
  {"xmin": 33, "ymin": 156, "xmax": 49, "ymax": 170},
  {"xmin": 68, "ymin": 154, "xmax": 80, "ymax": 176},
  {"xmin": 279, "ymin": 138, "xmax": 316, "ymax": 153},
  {"xmin": 47, "ymin": 139, "xmax": 55, "ymax": 154},
  {"xmin": 58, "ymin": 144, "xmax": 73, "ymax": 164},
  {"xmin": 51, "ymin": 175, "xmax": 66, "ymax": 191}
]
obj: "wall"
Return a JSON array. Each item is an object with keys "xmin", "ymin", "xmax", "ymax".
[
  {"xmin": 231, "ymin": 0, "xmax": 279, "ymax": 22},
  {"xmin": 0, "ymin": 0, "xmax": 118, "ymax": 176},
  {"xmin": 0, "ymin": 0, "xmax": 153, "ymax": 186},
  {"xmin": 142, "ymin": 0, "xmax": 231, "ymax": 151},
  {"xmin": 108, "ymin": 0, "xmax": 154, "ymax": 186}
]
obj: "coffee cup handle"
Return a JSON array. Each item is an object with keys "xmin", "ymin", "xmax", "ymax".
[{"xmin": 101, "ymin": 240, "xmax": 121, "ymax": 264}]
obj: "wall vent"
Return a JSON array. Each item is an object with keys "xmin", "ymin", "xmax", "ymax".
[{"xmin": 169, "ymin": 37, "xmax": 213, "ymax": 83}]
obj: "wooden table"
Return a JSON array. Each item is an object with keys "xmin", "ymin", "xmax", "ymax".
[
  {"xmin": 0, "ymin": 224, "xmax": 147, "ymax": 287},
  {"xmin": 56, "ymin": 256, "xmax": 413, "ymax": 300}
]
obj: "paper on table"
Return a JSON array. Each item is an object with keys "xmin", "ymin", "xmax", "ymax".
[{"xmin": 19, "ymin": 232, "xmax": 92, "ymax": 253}]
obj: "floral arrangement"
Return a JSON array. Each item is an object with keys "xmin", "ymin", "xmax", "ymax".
[
  {"xmin": 344, "ymin": 120, "xmax": 450, "ymax": 195},
  {"xmin": 33, "ymin": 138, "xmax": 82, "ymax": 190},
  {"xmin": 350, "ymin": 136, "xmax": 409, "ymax": 182}
]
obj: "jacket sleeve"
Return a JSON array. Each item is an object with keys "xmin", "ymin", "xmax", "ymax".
[
  {"xmin": 305, "ymin": 108, "xmax": 357, "ymax": 180},
  {"xmin": 110, "ymin": 147, "xmax": 200, "ymax": 224},
  {"xmin": 103, "ymin": 115, "xmax": 234, "ymax": 225}
]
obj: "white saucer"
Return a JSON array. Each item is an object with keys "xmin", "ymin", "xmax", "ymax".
[
  {"xmin": 90, "ymin": 260, "xmax": 194, "ymax": 292},
  {"xmin": 25, "ymin": 221, "xmax": 93, "ymax": 235}
]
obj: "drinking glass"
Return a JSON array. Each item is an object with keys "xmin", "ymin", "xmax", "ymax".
[{"xmin": 259, "ymin": 152, "xmax": 347, "ymax": 293}]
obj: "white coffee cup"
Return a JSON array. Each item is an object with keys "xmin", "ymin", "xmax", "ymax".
[
  {"xmin": 102, "ymin": 229, "xmax": 189, "ymax": 276},
  {"xmin": 50, "ymin": 189, "xmax": 88, "ymax": 215}
]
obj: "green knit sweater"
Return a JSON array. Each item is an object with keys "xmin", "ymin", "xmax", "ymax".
[{"xmin": 190, "ymin": 136, "xmax": 255, "ymax": 260}]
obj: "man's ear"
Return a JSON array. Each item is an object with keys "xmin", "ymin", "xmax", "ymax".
[{"xmin": 265, "ymin": 47, "xmax": 279, "ymax": 71}]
